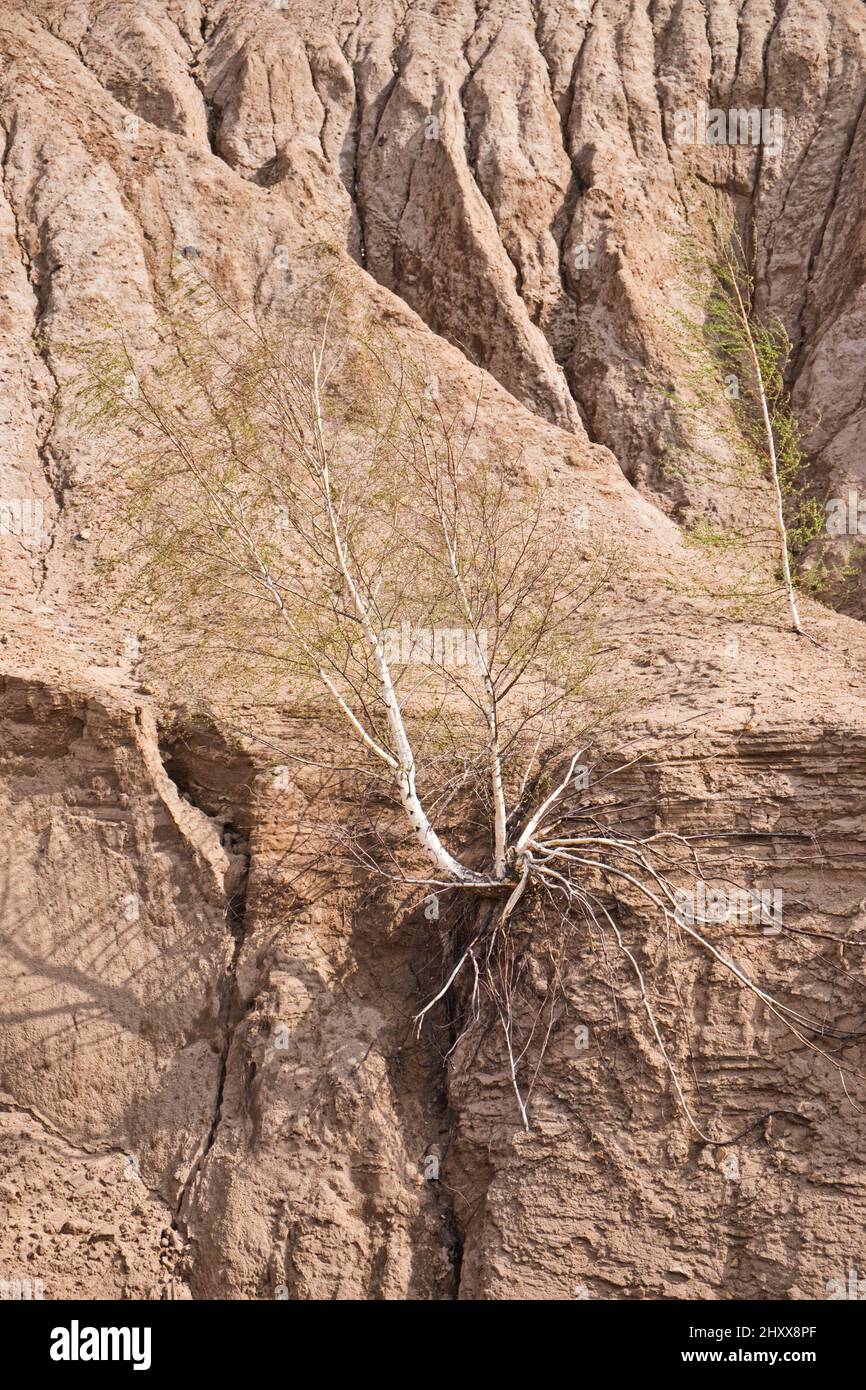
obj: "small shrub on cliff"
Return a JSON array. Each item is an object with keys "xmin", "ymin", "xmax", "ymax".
[{"xmin": 669, "ymin": 210, "xmax": 823, "ymax": 632}]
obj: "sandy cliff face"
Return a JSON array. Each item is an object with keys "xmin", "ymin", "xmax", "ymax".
[{"xmin": 3, "ymin": 0, "xmax": 866, "ymax": 1300}]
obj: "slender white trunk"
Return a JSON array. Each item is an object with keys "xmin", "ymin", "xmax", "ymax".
[
  {"xmin": 755, "ymin": 370, "xmax": 802, "ymax": 634},
  {"xmin": 515, "ymin": 751, "xmax": 585, "ymax": 854},
  {"xmin": 310, "ymin": 353, "xmax": 479, "ymax": 883},
  {"xmin": 730, "ymin": 271, "xmax": 802, "ymax": 634},
  {"xmin": 487, "ymin": 704, "xmax": 508, "ymax": 879}
]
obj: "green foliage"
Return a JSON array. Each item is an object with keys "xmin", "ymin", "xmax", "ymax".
[
  {"xmin": 66, "ymin": 263, "xmax": 614, "ymax": 813},
  {"xmin": 670, "ymin": 210, "xmax": 823, "ymax": 625}
]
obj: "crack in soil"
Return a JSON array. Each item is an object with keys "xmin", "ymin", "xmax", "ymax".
[{"xmin": 152, "ymin": 721, "xmax": 255, "ymax": 1233}]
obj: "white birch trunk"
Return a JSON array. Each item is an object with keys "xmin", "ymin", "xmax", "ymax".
[
  {"xmin": 729, "ymin": 270, "xmax": 803, "ymax": 635},
  {"xmin": 311, "ymin": 353, "xmax": 480, "ymax": 883}
]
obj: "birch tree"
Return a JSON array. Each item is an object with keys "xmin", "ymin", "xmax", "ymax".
[
  {"xmin": 669, "ymin": 214, "xmax": 822, "ymax": 631},
  {"xmin": 73, "ymin": 270, "xmax": 866, "ymax": 1133}
]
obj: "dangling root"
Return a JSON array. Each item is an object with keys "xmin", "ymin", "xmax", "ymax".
[{"xmin": 412, "ymin": 825, "xmax": 866, "ymax": 1138}]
